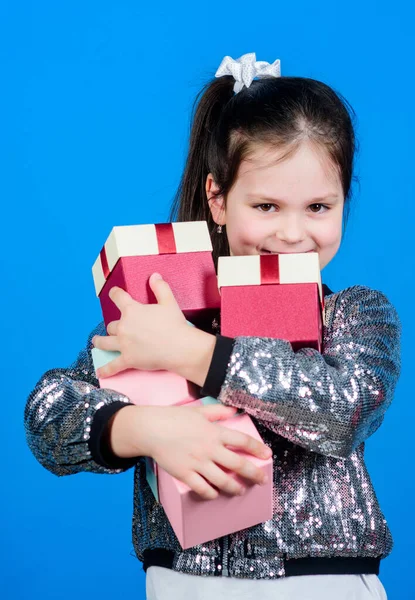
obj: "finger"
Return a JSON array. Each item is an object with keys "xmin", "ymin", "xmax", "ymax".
[
  {"xmin": 198, "ymin": 404, "xmax": 238, "ymax": 422},
  {"xmin": 182, "ymin": 471, "xmax": 219, "ymax": 501},
  {"xmin": 149, "ymin": 273, "xmax": 178, "ymax": 307},
  {"xmin": 96, "ymin": 355, "xmax": 126, "ymax": 378},
  {"xmin": 92, "ymin": 335, "xmax": 120, "ymax": 352},
  {"xmin": 219, "ymin": 427, "xmax": 272, "ymax": 461},
  {"xmin": 108, "ymin": 287, "xmax": 137, "ymax": 312},
  {"xmin": 107, "ymin": 320, "xmax": 120, "ymax": 336},
  {"xmin": 214, "ymin": 446, "xmax": 268, "ymax": 486},
  {"xmin": 195, "ymin": 460, "xmax": 245, "ymax": 496}
]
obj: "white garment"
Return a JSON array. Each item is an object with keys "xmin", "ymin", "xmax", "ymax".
[{"xmin": 146, "ymin": 566, "xmax": 387, "ymax": 600}]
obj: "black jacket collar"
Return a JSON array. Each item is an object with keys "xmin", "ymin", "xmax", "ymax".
[{"xmin": 323, "ymin": 283, "xmax": 333, "ymax": 297}]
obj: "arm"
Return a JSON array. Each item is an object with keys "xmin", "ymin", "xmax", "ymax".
[
  {"xmin": 24, "ymin": 322, "xmax": 139, "ymax": 476},
  {"xmin": 203, "ymin": 286, "xmax": 401, "ymax": 459}
]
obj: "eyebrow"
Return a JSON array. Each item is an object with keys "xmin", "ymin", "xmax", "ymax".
[{"xmin": 246, "ymin": 194, "xmax": 340, "ymax": 204}]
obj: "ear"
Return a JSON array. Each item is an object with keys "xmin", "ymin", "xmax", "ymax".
[{"xmin": 206, "ymin": 173, "xmax": 226, "ymax": 225}]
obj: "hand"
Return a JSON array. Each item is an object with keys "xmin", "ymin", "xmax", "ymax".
[
  {"xmin": 92, "ymin": 273, "xmax": 214, "ymax": 381},
  {"xmin": 111, "ymin": 403, "xmax": 272, "ymax": 500}
]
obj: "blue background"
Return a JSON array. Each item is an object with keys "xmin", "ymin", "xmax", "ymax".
[{"xmin": 2, "ymin": 1, "xmax": 413, "ymax": 598}]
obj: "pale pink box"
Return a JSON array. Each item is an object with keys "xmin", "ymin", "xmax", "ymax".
[
  {"xmin": 91, "ymin": 348, "xmax": 198, "ymax": 406},
  {"xmin": 151, "ymin": 398, "xmax": 273, "ymax": 549},
  {"xmin": 91, "ymin": 353, "xmax": 273, "ymax": 549}
]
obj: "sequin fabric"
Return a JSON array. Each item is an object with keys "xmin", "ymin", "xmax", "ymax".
[{"xmin": 24, "ymin": 285, "xmax": 401, "ymax": 579}]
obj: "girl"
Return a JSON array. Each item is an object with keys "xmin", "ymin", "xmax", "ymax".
[{"xmin": 25, "ymin": 53, "xmax": 401, "ymax": 599}]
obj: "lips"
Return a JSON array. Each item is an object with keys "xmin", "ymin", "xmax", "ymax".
[{"xmin": 259, "ymin": 249, "xmax": 316, "ymax": 254}]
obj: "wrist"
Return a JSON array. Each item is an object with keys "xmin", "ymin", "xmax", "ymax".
[
  {"xmin": 171, "ymin": 326, "xmax": 216, "ymax": 386},
  {"xmin": 108, "ymin": 405, "xmax": 153, "ymax": 458}
]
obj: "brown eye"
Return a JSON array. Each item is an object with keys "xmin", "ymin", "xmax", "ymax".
[
  {"xmin": 256, "ymin": 204, "xmax": 276, "ymax": 212},
  {"xmin": 309, "ymin": 204, "xmax": 327, "ymax": 213}
]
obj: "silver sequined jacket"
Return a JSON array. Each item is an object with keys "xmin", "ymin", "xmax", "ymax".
[{"xmin": 24, "ymin": 285, "xmax": 401, "ymax": 579}]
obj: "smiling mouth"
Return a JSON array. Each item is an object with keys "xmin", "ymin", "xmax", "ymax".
[{"xmin": 259, "ymin": 249, "xmax": 316, "ymax": 254}]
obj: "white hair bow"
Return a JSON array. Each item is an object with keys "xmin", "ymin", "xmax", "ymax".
[{"xmin": 215, "ymin": 52, "xmax": 281, "ymax": 93}]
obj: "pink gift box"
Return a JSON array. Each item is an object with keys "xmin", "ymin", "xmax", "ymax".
[
  {"xmin": 91, "ymin": 348, "xmax": 199, "ymax": 407},
  {"xmin": 92, "ymin": 221, "xmax": 220, "ymax": 327},
  {"xmin": 150, "ymin": 399, "xmax": 273, "ymax": 550},
  {"xmin": 218, "ymin": 253, "xmax": 324, "ymax": 351},
  {"xmin": 91, "ymin": 350, "xmax": 273, "ymax": 548}
]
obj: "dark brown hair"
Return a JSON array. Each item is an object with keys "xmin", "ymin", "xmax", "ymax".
[{"xmin": 170, "ymin": 75, "xmax": 356, "ymax": 265}]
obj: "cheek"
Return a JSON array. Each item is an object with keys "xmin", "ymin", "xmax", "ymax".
[
  {"xmin": 228, "ymin": 223, "xmax": 263, "ymax": 252},
  {"xmin": 317, "ymin": 213, "xmax": 343, "ymax": 246},
  {"xmin": 319, "ymin": 229, "xmax": 342, "ymax": 247},
  {"xmin": 226, "ymin": 209, "xmax": 260, "ymax": 243}
]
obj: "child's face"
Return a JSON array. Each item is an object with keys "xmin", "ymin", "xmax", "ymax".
[{"xmin": 207, "ymin": 141, "xmax": 345, "ymax": 270}]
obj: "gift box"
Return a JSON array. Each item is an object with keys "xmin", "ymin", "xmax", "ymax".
[
  {"xmin": 91, "ymin": 348, "xmax": 198, "ymax": 407},
  {"xmin": 143, "ymin": 396, "xmax": 225, "ymax": 503},
  {"xmin": 145, "ymin": 456, "xmax": 159, "ymax": 501},
  {"xmin": 218, "ymin": 253, "xmax": 324, "ymax": 351},
  {"xmin": 91, "ymin": 355, "xmax": 273, "ymax": 549},
  {"xmin": 92, "ymin": 221, "xmax": 220, "ymax": 327},
  {"xmin": 148, "ymin": 397, "xmax": 273, "ymax": 550}
]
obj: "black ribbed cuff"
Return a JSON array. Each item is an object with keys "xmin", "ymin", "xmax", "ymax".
[
  {"xmin": 201, "ymin": 335, "xmax": 235, "ymax": 398},
  {"xmin": 88, "ymin": 401, "xmax": 140, "ymax": 470}
]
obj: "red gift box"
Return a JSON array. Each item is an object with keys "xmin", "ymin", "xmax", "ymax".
[
  {"xmin": 218, "ymin": 253, "xmax": 324, "ymax": 351},
  {"xmin": 92, "ymin": 222, "xmax": 220, "ymax": 327}
]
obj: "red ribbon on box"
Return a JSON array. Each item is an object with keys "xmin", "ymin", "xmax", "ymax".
[
  {"xmin": 100, "ymin": 247, "xmax": 110, "ymax": 280},
  {"xmin": 155, "ymin": 223, "xmax": 177, "ymax": 254},
  {"xmin": 99, "ymin": 223, "xmax": 178, "ymax": 281},
  {"xmin": 259, "ymin": 254, "xmax": 280, "ymax": 284},
  {"xmin": 259, "ymin": 254, "xmax": 325, "ymax": 311}
]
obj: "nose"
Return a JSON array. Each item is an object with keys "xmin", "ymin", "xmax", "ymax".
[{"xmin": 274, "ymin": 214, "xmax": 306, "ymax": 245}]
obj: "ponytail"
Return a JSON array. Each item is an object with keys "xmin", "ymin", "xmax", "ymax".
[{"xmin": 169, "ymin": 77, "xmax": 234, "ymax": 265}]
